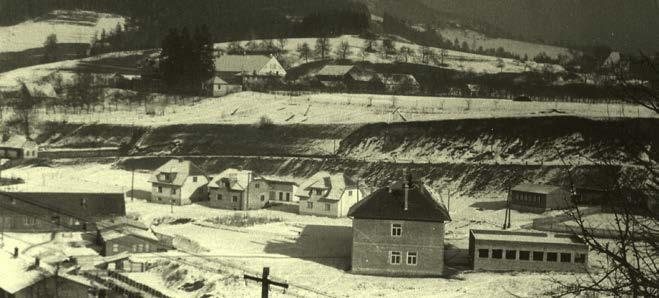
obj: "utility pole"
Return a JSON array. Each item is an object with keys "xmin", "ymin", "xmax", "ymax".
[
  {"xmin": 131, "ymin": 167, "xmax": 135, "ymax": 202},
  {"xmin": 244, "ymin": 267, "xmax": 289, "ymax": 298}
]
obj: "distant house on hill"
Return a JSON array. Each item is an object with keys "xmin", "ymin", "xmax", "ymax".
[
  {"xmin": 0, "ymin": 133, "xmax": 38, "ymax": 159},
  {"xmin": 509, "ymin": 183, "xmax": 572, "ymax": 212},
  {"xmin": 208, "ymin": 168, "xmax": 266, "ymax": 210},
  {"xmin": 315, "ymin": 65, "xmax": 375, "ymax": 91},
  {"xmin": 373, "ymin": 73, "xmax": 421, "ymax": 94},
  {"xmin": 0, "ymin": 191, "xmax": 125, "ymax": 232},
  {"xmin": 148, "ymin": 159, "xmax": 209, "ymax": 205},
  {"xmin": 348, "ymin": 178, "xmax": 451, "ymax": 276},
  {"xmin": 295, "ymin": 171, "xmax": 364, "ymax": 217},
  {"xmin": 210, "ymin": 54, "xmax": 286, "ymax": 95}
]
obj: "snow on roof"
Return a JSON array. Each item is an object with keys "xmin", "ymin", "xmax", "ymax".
[
  {"xmin": 215, "ymin": 55, "xmax": 273, "ymax": 73},
  {"xmin": 469, "ymin": 229, "xmax": 587, "ymax": 247},
  {"xmin": 24, "ymin": 83, "xmax": 58, "ymax": 98},
  {"xmin": 295, "ymin": 171, "xmax": 358, "ymax": 200},
  {"xmin": 149, "ymin": 159, "xmax": 206, "ymax": 186},
  {"xmin": 256, "ymin": 176, "xmax": 298, "ymax": 186},
  {"xmin": 316, "ymin": 65, "xmax": 355, "ymax": 77},
  {"xmin": 0, "ymin": 134, "xmax": 33, "ymax": 149},
  {"xmin": 0, "ymin": 253, "xmax": 46, "ymax": 294},
  {"xmin": 209, "ymin": 168, "xmax": 252, "ymax": 191},
  {"xmin": 96, "ymin": 217, "xmax": 149, "ymax": 231},
  {"xmin": 100, "ymin": 226, "xmax": 159, "ymax": 242},
  {"xmin": 375, "ymin": 73, "xmax": 419, "ymax": 86},
  {"xmin": 511, "ymin": 183, "xmax": 565, "ymax": 194}
]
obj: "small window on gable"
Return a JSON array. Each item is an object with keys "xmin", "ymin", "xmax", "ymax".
[
  {"xmin": 315, "ymin": 189, "xmax": 323, "ymax": 195},
  {"xmin": 348, "ymin": 190, "xmax": 353, "ymax": 196},
  {"xmin": 193, "ymin": 176, "xmax": 198, "ymax": 182}
]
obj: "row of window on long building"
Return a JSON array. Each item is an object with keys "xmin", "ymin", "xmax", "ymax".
[{"xmin": 477, "ymin": 248, "xmax": 586, "ymax": 263}]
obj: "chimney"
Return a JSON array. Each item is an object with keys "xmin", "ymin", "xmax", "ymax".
[
  {"xmin": 34, "ymin": 257, "xmax": 40, "ymax": 268},
  {"xmin": 403, "ymin": 181, "xmax": 409, "ymax": 211},
  {"xmin": 2, "ymin": 131, "xmax": 9, "ymax": 142},
  {"xmin": 13, "ymin": 247, "xmax": 18, "ymax": 258}
]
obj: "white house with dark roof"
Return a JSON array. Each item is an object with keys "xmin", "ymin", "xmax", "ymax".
[
  {"xmin": 509, "ymin": 183, "xmax": 572, "ymax": 212},
  {"xmin": 209, "ymin": 54, "xmax": 286, "ymax": 96},
  {"xmin": 148, "ymin": 159, "xmax": 209, "ymax": 205},
  {"xmin": 295, "ymin": 171, "xmax": 364, "ymax": 217},
  {"xmin": 0, "ymin": 134, "xmax": 38, "ymax": 159}
]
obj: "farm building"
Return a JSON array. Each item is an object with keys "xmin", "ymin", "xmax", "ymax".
[
  {"xmin": 373, "ymin": 73, "xmax": 421, "ymax": 94},
  {"xmin": 148, "ymin": 159, "xmax": 209, "ymax": 206},
  {"xmin": 0, "ymin": 192, "xmax": 125, "ymax": 232},
  {"xmin": 0, "ymin": 254, "xmax": 106, "ymax": 298},
  {"xmin": 251, "ymin": 176, "xmax": 299, "ymax": 203},
  {"xmin": 468, "ymin": 229, "xmax": 589, "ymax": 272},
  {"xmin": 208, "ymin": 75, "xmax": 242, "ymax": 96},
  {"xmin": 296, "ymin": 171, "xmax": 364, "ymax": 217},
  {"xmin": 348, "ymin": 179, "xmax": 451, "ymax": 276},
  {"xmin": 213, "ymin": 54, "xmax": 286, "ymax": 92},
  {"xmin": 208, "ymin": 168, "xmax": 265, "ymax": 210},
  {"xmin": 99, "ymin": 225, "xmax": 162, "ymax": 256},
  {"xmin": 509, "ymin": 183, "xmax": 572, "ymax": 212},
  {"xmin": 0, "ymin": 134, "xmax": 38, "ymax": 159},
  {"xmin": 315, "ymin": 65, "xmax": 375, "ymax": 91}
]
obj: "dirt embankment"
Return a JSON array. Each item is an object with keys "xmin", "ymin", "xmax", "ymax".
[{"xmin": 338, "ymin": 117, "xmax": 658, "ymax": 165}]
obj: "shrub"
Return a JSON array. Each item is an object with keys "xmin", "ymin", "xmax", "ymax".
[{"xmin": 256, "ymin": 115, "xmax": 274, "ymax": 129}]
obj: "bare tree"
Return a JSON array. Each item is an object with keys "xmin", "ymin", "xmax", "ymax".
[
  {"xmin": 551, "ymin": 56, "xmax": 658, "ymax": 297},
  {"xmin": 496, "ymin": 58, "xmax": 505, "ymax": 73},
  {"xmin": 438, "ymin": 48, "xmax": 448, "ymax": 65},
  {"xmin": 398, "ymin": 46, "xmax": 415, "ymax": 63},
  {"xmin": 297, "ymin": 42, "xmax": 312, "ymax": 63},
  {"xmin": 41, "ymin": 34, "xmax": 58, "ymax": 63},
  {"xmin": 8, "ymin": 83, "xmax": 40, "ymax": 137},
  {"xmin": 335, "ymin": 40, "xmax": 352, "ymax": 60},
  {"xmin": 315, "ymin": 37, "xmax": 331, "ymax": 60}
]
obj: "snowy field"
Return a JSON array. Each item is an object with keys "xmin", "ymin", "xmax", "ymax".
[
  {"xmin": 0, "ymin": 161, "xmax": 606, "ymax": 297},
  {"xmin": 0, "ymin": 10, "xmax": 124, "ymax": 53},
  {"xmin": 26, "ymin": 91, "xmax": 658, "ymax": 127}
]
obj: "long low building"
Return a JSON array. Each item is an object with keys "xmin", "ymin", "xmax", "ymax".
[
  {"xmin": 0, "ymin": 192, "xmax": 126, "ymax": 232},
  {"xmin": 468, "ymin": 229, "xmax": 589, "ymax": 272}
]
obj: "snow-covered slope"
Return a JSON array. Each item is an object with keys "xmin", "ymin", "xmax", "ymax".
[{"xmin": 0, "ymin": 10, "xmax": 124, "ymax": 53}]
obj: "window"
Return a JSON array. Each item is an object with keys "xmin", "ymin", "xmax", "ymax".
[
  {"xmin": 279, "ymin": 192, "xmax": 283, "ymax": 201},
  {"xmin": 478, "ymin": 249, "xmax": 489, "ymax": 258},
  {"xmin": 391, "ymin": 223, "xmax": 402, "ymax": 237},
  {"xmin": 546, "ymin": 252, "xmax": 558, "ymax": 262},
  {"xmin": 138, "ymin": 244, "xmax": 144, "ymax": 252},
  {"xmin": 217, "ymin": 194, "xmax": 222, "ymax": 200},
  {"xmin": 533, "ymin": 251, "xmax": 544, "ymax": 261},
  {"xmin": 157, "ymin": 197, "xmax": 162, "ymax": 201},
  {"xmin": 193, "ymin": 176, "xmax": 198, "ymax": 182},
  {"xmin": 232, "ymin": 196, "xmax": 238, "ymax": 202},
  {"xmin": 406, "ymin": 252, "xmax": 418, "ymax": 265},
  {"xmin": 285, "ymin": 193, "xmax": 290, "ymax": 201},
  {"xmin": 112, "ymin": 244, "xmax": 119, "ymax": 252},
  {"xmin": 171, "ymin": 188, "xmax": 177, "ymax": 195},
  {"xmin": 261, "ymin": 195, "xmax": 265, "ymax": 201},
  {"xmin": 560, "ymin": 253, "xmax": 571, "ymax": 263},
  {"xmin": 325, "ymin": 203, "xmax": 331, "ymax": 211},
  {"xmin": 491, "ymin": 249, "xmax": 503, "ymax": 259},
  {"xmin": 145, "ymin": 244, "xmax": 150, "ymax": 251},
  {"xmin": 307, "ymin": 202, "xmax": 313, "ymax": 209},
  {"xmin": 519, "ymin": 251, "xmax": 530, "ymax": 261},
  {"xmin": 505, "ymin": 250, "xmax": 517, "ymax": 260},
  {"xmin": 315, "ymin": 189, "xmax": 323, "ymax": 195},
  {"xmin": 255, "ymin": 183, "xmax": 260, "ymax": 188},
  {"xmin": 158, "ymin": 186, "xmax": 163, "ymax": 193},
  {"xmin": 24, "ymin": 217, "xmax": 36, "ymax": 226},
  {"xmin": 132, "ymin": 245, "xmax": 137, "ymax": 252},
  {"xmin": 348, "ymin": 190, "xmax": 353, "ymax": 196},
  {"xmin": 574, "ymin": 253, "xmax": 587, "ymax": 264},
  {"xmin": 389, "ymin": 251, "xmax": 401, "ymax": 265}
]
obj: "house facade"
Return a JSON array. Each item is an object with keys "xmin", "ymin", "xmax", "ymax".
[
  {"xmin": 211, "ymin": 54, "xmax": 286, "ymax": 95},
  {"xmin": 509, "ymin": 183, "xmax": 572, "ymax": 212},
  {"xmin": 251, "ymin": 177, "xmax": 299, "ymax": 203},
  {"xmin": 0, "ymin": 192, "xmax": 125, "ymax": 232},
  {"xmin": 148, "ymin": 159, "xmax": 209, "ymax": 205},
  {"xmin": 296, "ymin": 171, "xmax": 364, "ymax": 217},
  {"xmin": 100, "ymin": 227, "xmax": 162, "ymax": 256},
  {"xmin": 0, "ymin": 134, "xmax": 38, "ymax": 159},
  {"xmin": 468, "ymin": 229, "xmax": 589, "ymax": 272},
  {"xmin": 315, "ymin": 65, "xmax": 375, "ymax": 91},
  {"xmin": 208, "ymin": 168, "xmax": 267, "ymax": 210},
  {"xmin": 348, "ymin": 180, "xmax": 451, "ymax": 276}
]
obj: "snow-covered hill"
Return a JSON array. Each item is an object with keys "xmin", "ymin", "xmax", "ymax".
[{"xmin": 0, "ymin": 10, "xmax": 124, "ymax": 53}]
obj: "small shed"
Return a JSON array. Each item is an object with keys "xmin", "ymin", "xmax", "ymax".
[
  {"xmin": 509, "ymin": 183, "xmax": 572, "ymax": 212},
  {"xmin": 99, "ymin": 226, "xmax": 163, "ymax": 256}
]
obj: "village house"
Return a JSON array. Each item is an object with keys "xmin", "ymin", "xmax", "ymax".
[
  {"xmin": 315, "ymin": 65, "xmax": 375, "ymax": 91},
  {"xmin": 509, "ymin": 183, "xmax": 572, "ymax": 212},
  {"xmin": 295, "ymin": 171, "xmax": 364, "ymax": 217},
  {"xmin": 251, "ymin": 176, "xmax": 299, "ymax": 203},
  {"xmin": 348, "ymin": 179, "xmax": 451, "ymax": 276},
  {"xmin": 0, "ymin": 253, "xmax": 107, "ymax": 297},
  {"xmin": 373, "ymin": 73, "xmax": 421, "ymax": 94},
  {"xmin": 148, "ymin": 159, "xmax": 209, "ymax": 206},
  {"xmin": 210, "ymin": 54, "xmax": 286, "ymax": 95},
  {"xmin": 0, "ymin": 133, "xmax": 38, "ymax": 159},
  {"xmin": 98, "ymin": 224, "xmax": 162, "ymax": 256},
  {"xmin": 468, "ymin": 229, "xmax": 589, "ymax": 272},
  {"xmin": 208, "ymin": 168, "xmax": 264, "ymax": 210},
  {"xmin": 0, "ymin": 192, "xmax": 125, "ymax": 232}
]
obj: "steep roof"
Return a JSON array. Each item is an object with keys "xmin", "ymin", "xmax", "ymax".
[
  {"xmin": 295, "ymin": 171, "xmax": 358, "ymax": 200},
  {"xmin": 348, "ymin": 181, "xmax": 451, "ymax": 222},
  {"xmin": 209, "ymin": 168, "xmax": 253, "ymax": 191},
  {"xmin": 512, "ymin": 183, "xmax": 565, "ymax": 195},
  {"xmin": 215, "ymin": 55, "xmax": 273, "ymax": 73},
  {"xmin": 316, "ymin": 65, "xmax": 355, "ymax": 77},
  {"xmin": 0, "ymin": 134, "xmax": 34, "ymax": 149},
  {"xmin": 0, "ymin": 192, "xmax": 126, "ymax": 220},
  {"xmin": 148, "ymin": 159, "xmax": 206, "ymax": 186}
]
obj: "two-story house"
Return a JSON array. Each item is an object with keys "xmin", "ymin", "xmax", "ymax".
[
  {"xmin": 295, "ymin": 171, "xmax": 364, "ymax": 217},
  {"xmin": 148, "ymin": 159, "xmax": 209, "ymax": 205},
  {"xmin": 208, "ymin": 168, "xmax": 264, "ymax": 210},
  {"xmin": 348, "ymin": 179, "xmax": 451, "ymax": 276},
  {"xmin": 251, "ymin": 176, "xmax": 299, "ymax": 203}
]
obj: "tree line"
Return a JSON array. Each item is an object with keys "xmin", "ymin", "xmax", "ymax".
[{"xmin": 159, "ymin": 25, "xmax": 215, "ymax": 95}]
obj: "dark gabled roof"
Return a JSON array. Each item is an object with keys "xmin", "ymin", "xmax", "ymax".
[
  {"xmin": 511, "ymin": 183, "xmax": 565, "ymax": 195},
  {"xmin": 316, "ymin": 65, "xmax": 355, "ymax": 77},
  {"xmin": 348, "ymin": 181, "xmax": 450, "ymax": 222},
  {"xmin": 215, "ymin": 55, "xmax": 273, "ymax": 73},
  {"xmin": 0, "ymin": 192, "xmax": 126, "ymax": 220},
  {"xmin": 149, "ymin": 159, "xmax": 206, "ymax": 186}
]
